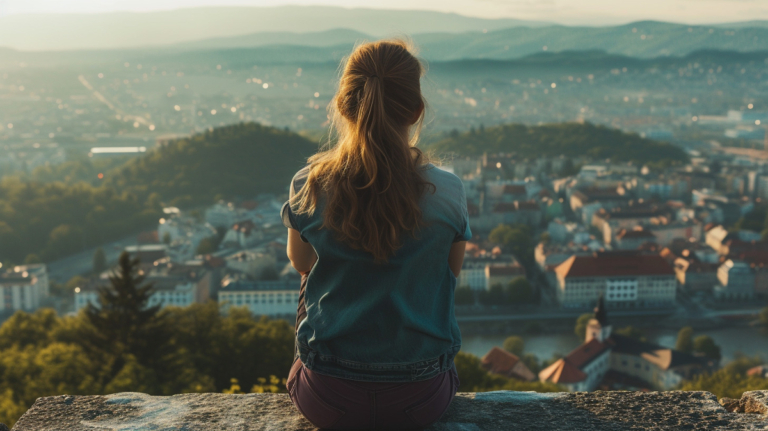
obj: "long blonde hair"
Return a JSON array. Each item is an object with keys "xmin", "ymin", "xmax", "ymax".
[{"xmin": 292, "ymin": 39, "xmax": 433, "ymax": 262}]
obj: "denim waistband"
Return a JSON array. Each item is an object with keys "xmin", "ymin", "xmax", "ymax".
[{"xmin": 296, "ymin": 341, "xmax": 460, "ymax": 382}]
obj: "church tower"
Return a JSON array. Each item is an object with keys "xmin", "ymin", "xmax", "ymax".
[{"xmin": 585, "ymin": 295, "xmax": 612, "ymax": 343}]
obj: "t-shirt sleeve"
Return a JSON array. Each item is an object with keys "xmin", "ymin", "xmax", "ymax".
[
  {"xmin": 454, "ymin": 181, "xmax": 472, "ymax": 243},
  {"xmin": 281, "ymin": 171, "xmax": 309, "ymax": 242}
]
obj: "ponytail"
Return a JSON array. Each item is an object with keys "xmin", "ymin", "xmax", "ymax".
[{"xmin": 292, "ymin": 40, "xmax": 431, "ymax": 263}]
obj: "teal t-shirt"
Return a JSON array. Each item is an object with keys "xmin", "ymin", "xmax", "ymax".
[{"xmin": 281, "ymin": 163, "xmax": 471, "ymax": 381}]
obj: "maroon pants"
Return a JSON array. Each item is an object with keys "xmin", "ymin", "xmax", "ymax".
[
  {"xmin": 288, "ymin": 272, "xmax": 459, "ymax": 430},
  {"xmin": 287, "ymin": 359, "xmax": 459, "ymax": 430}
]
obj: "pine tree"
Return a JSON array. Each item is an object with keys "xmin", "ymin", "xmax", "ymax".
[
  {"xmin": 93, "ymin": 247, "xmax": 107, "ymax": 274},
  {"xmin": 85, "ymin": 251, "xmax": 165, "ymax": 365}
]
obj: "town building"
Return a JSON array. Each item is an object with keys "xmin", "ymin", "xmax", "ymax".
[
  {"xmin": 554, "ymin": 252, "xmax": 676, "ymax": 309},
  {"xmin": 715, "ymin": 260, "xmax": 755, "ymax": 300},
  {"xmin": 224, "ymin": 249, "xmax": 278, "ymax": 280},
  {"xmin": 218, "ymin": 277, "xmax": 300, "ymax": 318},
  {"xmin": 539, "ymin": 298, "xmax": 713, "ymax": 391},
  {"xmin": 674, "ymin": 259, "xmax": 719, "ymax": 293},
  {"xmin": 75, "ymin": 260, "xmax": 211, "ymax": 311},
  {"xmin": 220, "ymin": 220, "xmax": 265, "ymax": 250},
  {"xmin": 0, "ymin": 269, "xmax": 45, "ymax": 312}
]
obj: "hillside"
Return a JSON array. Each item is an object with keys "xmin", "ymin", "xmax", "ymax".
[
  {"xmin": 0, "ymin": 123, "xmax": 318, "ymax": 263},
  {"xmin": 429, "ymin": 122, "xmax": 689, "ymax": 166},
  {"xmin": 104, "ymin": 123, "xmax": 318, "ymax": 205}
]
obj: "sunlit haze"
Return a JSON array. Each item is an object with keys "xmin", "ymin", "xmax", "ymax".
[{"xmin": 2, "ymin": 0, "xmax": 768, "ymax": 25}]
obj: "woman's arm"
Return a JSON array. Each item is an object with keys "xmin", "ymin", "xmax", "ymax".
[
  {"xmin": 448, "ymin": 241, "xmax": 467, "ymax": 277},
  {"xmin": 287, "ymin": 228, "xmax": 317, "ymax": 273}
]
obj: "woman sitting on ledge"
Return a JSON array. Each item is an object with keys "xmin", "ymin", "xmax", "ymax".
[{"xmin": 281, "ymin": 39, "xmax": 470, "ymax": 430}]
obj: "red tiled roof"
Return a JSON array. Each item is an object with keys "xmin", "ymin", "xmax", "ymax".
[
  {"xmin": 481, "ymin": 347, "xmax": 536, "ymax": 381},
  {"xmin": 481, "ymin": 347, "xmax": 520, "ymax": 374},
  {"xmin": 239, "ymin": 200, "xmax": 259, "ymax": 210},
  {"xmin": 556, "ymin": 252, "xmax": 674, "ymax": 278},
  {"xmin": 566, "ymin": 338, "xmax": 610, "ymax": 369},
  {"xmin": 538, "ymin": 358, "xmax": 587, "ymax": 384},
  {"xmin": 617, "ymin": 229, "xmax": 656, "ymax": 240},
  {"xmin": 487, "ymin": 264, "xmax": 526, "ymax": 277}
]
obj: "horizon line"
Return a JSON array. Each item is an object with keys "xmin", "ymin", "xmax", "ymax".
[{"xmin": 0, "ymin": 4, "xmax": 766, "ymax": 28}]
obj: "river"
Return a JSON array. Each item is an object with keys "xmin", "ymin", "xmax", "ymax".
[{"xmin": 461, "ymin": 326, "xmax": 768, "ymax": 364}]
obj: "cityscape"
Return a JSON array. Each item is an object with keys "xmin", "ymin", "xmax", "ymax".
[{"xmin": 0, "ymin": 1, "xmax": 767, "ymax": 429}]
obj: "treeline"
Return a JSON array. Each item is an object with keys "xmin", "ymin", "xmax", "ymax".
[
  {"xmin": 0, "ymin": 253, "xmax": 296, "ymax": 426},
  {"xmin": 732, "ymin": 204, "xmax": 768, "ymax": 238},
  {"xmin": 0, "ymin": 123, "xmax": 317, "ymax": 263},
  {"xmin": 429, "ymin": 122, "xmax": 689, "ymax": 168}
]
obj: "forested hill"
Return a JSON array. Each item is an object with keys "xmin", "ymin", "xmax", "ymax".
[
  {"xmin": 0, "ymin": 123, "xmax": 318, "ymax": 263},
  {"xmin": 104, "ymin": 123, "xmax": 318, "ymax": 206},
  {"xmin": 429, "ymin": 122, "xmax": 689, "ymax": 166}
]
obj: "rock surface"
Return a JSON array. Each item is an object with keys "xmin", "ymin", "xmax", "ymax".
[
  {"xmin": 10, "ymin": 390, "xmax": 768, "ymax": 431},
  {"xmin": 720, "ymin": 397, "xmax": 742, "ymax": 412}
]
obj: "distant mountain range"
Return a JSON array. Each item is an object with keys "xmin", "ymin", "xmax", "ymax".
[
  {"xmin": 170, "ymin": 21, "xmax": 768, "ymax": 61},
  {"xmin": 1, "ymin": 6, "xmax": 767, "ymax": 56},
  {"xmin": 0, "ymin": 6, "xmax": 548, "ymax": 51}
]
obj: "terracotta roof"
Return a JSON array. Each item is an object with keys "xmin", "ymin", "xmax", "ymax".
[
  {"xmin": 539, "ymin": 337, "xmax": 611, "ymax": 385},
  {"xmin": 482, "ymin": 347, "xmax": 519, "ymax": 374},
  {"xmin": 487, "ymin": 264, "xmax": 526, "ymax": 277},
  {"xmin": 555, "ymin": 252, "xmax": 674, "ymax": 279},
  {"xmin": 617, "ymin": 229, "xmax": 656, "ymax": 240},
  {"xmin": 538, "ymin": 358, "xmax": 588, "ymax": 384},
  {"xmin": 566, "ymin": 338, "xmax": 610, "ymax": 369},
  {"xmin": 239, "ymin": 200, "xmax": 259, "ymax": 210}
]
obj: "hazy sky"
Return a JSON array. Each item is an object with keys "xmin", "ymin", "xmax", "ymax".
[{"xmin": 1, "ymin": 0, "xmax": 767, "ymax": 25}]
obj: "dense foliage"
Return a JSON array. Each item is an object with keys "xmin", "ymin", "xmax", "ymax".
[
  {"xmin": 681, "ymin": 354, "xmax": 768, "ymax": 399},
  {"xmin": 732, "ymin": 204, "xmax": 768, "ymax": 238},
  {"xmin": 0, "ymin": 255, "xmax": 294, "ymax": 426},
  {"xmin": 0, "ymin": 123, "xmax": 317, "ymax": 263},
  {"xmin": 488, "ymin": 223, "xmax": 535, "ymax": 269},
  {"xmin": 430, "ymin": 122, "xmax": 689, "ymax": 168}
]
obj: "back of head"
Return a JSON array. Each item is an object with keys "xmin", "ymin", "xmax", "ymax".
[{"xmin": 293, "ymin": 39, "xmax": 432, "ymax": 262}]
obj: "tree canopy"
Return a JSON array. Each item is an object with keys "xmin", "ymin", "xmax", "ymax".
[{"xmin": 429, "ymin": 122, "xmax": 688, "ymax": 168}]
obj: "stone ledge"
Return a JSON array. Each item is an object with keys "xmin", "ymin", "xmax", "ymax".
[{"xmin": 9, "ymin": 390, "xmax": 768, "ymax": 431}]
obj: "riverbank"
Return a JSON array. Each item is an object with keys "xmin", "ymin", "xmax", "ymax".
[{"xmin": 459, "ymin": 322, "xmax": 767, "ymax": 364}]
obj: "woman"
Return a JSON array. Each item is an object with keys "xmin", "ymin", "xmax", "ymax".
[{"xmin": 281, "ymin": 39, "xmax": 470, "ymax": 430}]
